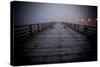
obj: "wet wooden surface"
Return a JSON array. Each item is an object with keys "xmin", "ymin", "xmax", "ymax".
[{"xmin": 15, "ymin": 23, "xmax": 96, "ymax": 65}]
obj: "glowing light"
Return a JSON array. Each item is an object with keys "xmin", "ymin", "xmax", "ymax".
[
  {"xmin": 81, "ymin": 18, "xmax": 84, "ymax": 22},
  {"xmin": 88, "ymin": 18, "xmax": 91, "ymax": 22}
]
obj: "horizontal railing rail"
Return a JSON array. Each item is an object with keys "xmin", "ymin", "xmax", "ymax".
[
  {"xmin": 14, "ymin": 22, "xmax": 54, "ymax": 43},
  {"xmin": 63, "ymin": 22, "xmax": 97, "ymax": 39}
]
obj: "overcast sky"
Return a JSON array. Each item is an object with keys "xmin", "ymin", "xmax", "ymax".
[{"xmin": 12, "ymin": 1, "xmax": 97, "ymax": 25}]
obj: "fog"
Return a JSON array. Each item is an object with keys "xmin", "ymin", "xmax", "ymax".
[{"xmin": 13, "ymin": 1, "xmax": 97, "ymax": 25}]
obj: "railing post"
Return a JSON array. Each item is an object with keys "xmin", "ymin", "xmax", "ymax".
[
  {"xmin": 77, "ymin": 24, "xmax": 79, "ymax": 31},
  {"xmin": 37, "ymin": 24, "xmax": 40, "ymax": 32},
  {"xmin": 42, "ymin": 23, "xmax": 44, "ymax": 30},
  {"xmin": 83, "ymin": 26, "xmax": 88, "ymax": 34},
  {"xmin": 74, "ymin": 24, "xmax": 76, "ymax": 29},
  {"xmin": 30, "ymin": 24, "xmax": 32, "ymax": 35}
]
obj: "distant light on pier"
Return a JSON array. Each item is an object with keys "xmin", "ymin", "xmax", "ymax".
[
  {"xmin": 81, "ymin": 18, "xmax": 84, "ymax": 22},
  {"xmin": 88, "ymin": 18, "xmax": 91, "ymax": 22}
]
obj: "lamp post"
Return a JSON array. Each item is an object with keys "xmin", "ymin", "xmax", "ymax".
[{"xmin": 65, "ymin": 14, "xmax": 67, "ymax": 23}]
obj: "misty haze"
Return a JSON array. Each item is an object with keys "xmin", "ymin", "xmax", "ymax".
[{"xmin": 11, "ymin": 1, "xmax": 97, "ymax": 66}]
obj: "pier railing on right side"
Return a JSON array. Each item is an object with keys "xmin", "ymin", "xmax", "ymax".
[{"xmin": 63, "ymin": 22, "xmax": 97, "ymax": 40}]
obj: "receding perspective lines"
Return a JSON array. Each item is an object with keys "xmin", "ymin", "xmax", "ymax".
[{"xmin": 13, "ymin": 22, "xmax": 97, "ymax": 65}]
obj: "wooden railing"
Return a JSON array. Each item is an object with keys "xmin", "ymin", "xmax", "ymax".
[
  {"xmin": 63, "ymin": 22, "xmax": 97, "ymax": 39},
  {"xmin": 14, "ymin": 22, "xmax": 54, "ymax": 43}
]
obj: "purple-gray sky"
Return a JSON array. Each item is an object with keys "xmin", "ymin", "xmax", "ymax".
[{"xmin": 12, "ymin": 1, "xmax": 97, "ymax": 25}]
